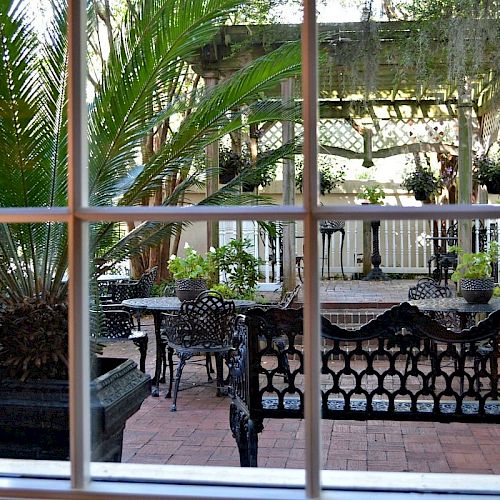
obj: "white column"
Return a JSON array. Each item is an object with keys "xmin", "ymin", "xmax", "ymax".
[{"xmin": 282, "ymin": 78, "xmax": 296, "ymax": 289}]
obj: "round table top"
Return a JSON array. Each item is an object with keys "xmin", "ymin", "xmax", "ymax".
[
  {"xmin": 408, "ymin": 297, "xmax": 500, "ymax": 314},
  {"xmin": 122, "ymin": 296, "xmax": 255, "ymax": 311},
  {"xmin": 97, "ymin": 274, "xmax": 130, "ymax": 282}
]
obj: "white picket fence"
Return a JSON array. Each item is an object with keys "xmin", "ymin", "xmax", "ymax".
[{"xmin": 220, "ymin": 219, "xmax": 500, "ymax": 282}]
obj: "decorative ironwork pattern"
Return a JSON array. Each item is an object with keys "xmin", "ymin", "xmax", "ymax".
[
  {"xmin": 228, "ymin": 304, "xmax": 500, "ymax": 466},
  {"xmin": 161, "ymin": 291, "xmax": 236, "ymax": 411}
]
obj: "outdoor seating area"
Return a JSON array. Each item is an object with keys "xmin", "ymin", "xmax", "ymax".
[{"xmin": 89, "ymin": 279, "xmax": 500, "ymax": 474}]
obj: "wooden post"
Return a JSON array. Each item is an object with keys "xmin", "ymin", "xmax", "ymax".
[
  {"xmin": 281, "ymin": 78, "xmax": 296, "ymax": 290},
  {"xmin": 457, "ymin": 83, "xmax": 473, "ymax": 254},
  {"xmin": 204, "ymin": 73, "xmax": 220, "ymax": 252}
]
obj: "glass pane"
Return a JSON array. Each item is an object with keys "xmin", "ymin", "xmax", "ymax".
[
  {"xmin": 320, "ymin": 216, "xmax": 500, "ymax": 475},
  {"xmin": 0, "ymin": 2, "xmax": 67, "ymax": 208},
  {"xmin": 87, "ymin": 0, "xmax": 303, "ymax": 209},
  {"xmin": 319, "ymin": 0, "xmax": 498, "ymax": 210},
  {"xmin": 89, "ymin": 217, "xmax": 305, "ymax": 467},
  {"xmin": 0, "ymin": 222, "xmax": 69, "ymax": 459}
]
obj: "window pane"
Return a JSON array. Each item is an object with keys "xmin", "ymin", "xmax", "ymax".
[
  {"xmin": 0, "ymin": 2, "xmax": 67, "ymax": 209},
  {"xmin": 89, "ymin": 217, "xmax": 305, "ymax": 468},
  {"xmin": 0, "ymin": 222, "xmax": 69, "ymax": 459},
  {"xmin": 320, "ymin": 216, "xmax": 500, "ymax": 476},
  {"xmin": 87, "ymin": 0, "xmax": 303, "ymax": 210}
]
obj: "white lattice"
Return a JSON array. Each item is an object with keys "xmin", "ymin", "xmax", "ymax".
[
  {"xmin": 372, "ymin": 119, "xmax": 458, "ymax": 151},
  {"xmin": 480, "ymin": 111, "xmax": 500, "ymax": 151}
]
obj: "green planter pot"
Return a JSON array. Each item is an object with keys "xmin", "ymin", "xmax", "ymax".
[{"xmin": 0, "ymin": 357, "xmax": 150, "ymax": 461}]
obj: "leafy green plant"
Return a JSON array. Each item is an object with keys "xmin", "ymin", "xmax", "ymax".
[
  {"xmin": 211, "ymin": 239, "xmax": 263, "ymax": 299},
  {"xmin": 209, "ymin": 283, "xmax": 238, "ymax": 299},
  {"xmin": 450, "ymin": 242, "xmax": 500, "ymax": 281},
  {"xmin": 401, "ymin": 166, "xmax": 442, "ymax": 199},
  {"xmin": 356, "ymin": 184, "xmax": 386, "ymax": 205},
  {"xmin": 167, "ymin": 244, "xmax": 214, "ymax": 280},
  {"xmin": 295, "ymin": 161, "xmax": 346, "ymax": 195},
  {"xmin": 474, "ymin": 155, "xmax": 500, "ymax": 194}
]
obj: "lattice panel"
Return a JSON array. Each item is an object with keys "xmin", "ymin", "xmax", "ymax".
[
  {"xmin": 480, "ymin": 111, "xmax": 500, "ymax": 150},
  {"xmin": 372, "ymin": 119, "xmax": 458, "ymax": 151},
  {"xmin": 261, "ymin": 118, "xmax": 461, "ymax": 154}
]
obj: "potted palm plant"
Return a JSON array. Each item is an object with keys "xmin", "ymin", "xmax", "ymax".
[
  {"xmin": 0, "ymin": 0, "xmax": 303, "ymax": 462},
  {"xmin": 401, "ymin": 166, "xmax": 442, "ymax": 201},
  {"xmin": 450, "ymin": 242, "xmax": 500, "ymax": 304}
]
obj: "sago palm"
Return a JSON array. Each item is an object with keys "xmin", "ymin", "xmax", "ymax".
[{"xmin": 0, "ymin": 0, "xmax": 302, "ymax": 307}]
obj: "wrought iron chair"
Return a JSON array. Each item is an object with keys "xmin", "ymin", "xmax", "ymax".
[
  {"xmin": 161, "ymin": 290, "xmax": 236, "ymax": 411},
  {"xmin": 109, "ymin": 266, "xmax": 158, "ymax": 304},
  {"xmin": 408, "ymin": 277, "xmax": 458, "ymax": 330},
  {"xmin": 92, "ymin": 307, "xmax": 148, "ymax": 373}
]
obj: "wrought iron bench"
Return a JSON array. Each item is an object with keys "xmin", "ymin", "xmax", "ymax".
[{"xmin": 227, "ymin": 304, "xmax": 500, "ymax": 467}]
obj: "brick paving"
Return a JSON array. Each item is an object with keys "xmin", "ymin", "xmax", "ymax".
[{"xmin": 106, "ymin": 280, "xmax": 500, "ymax": 474}]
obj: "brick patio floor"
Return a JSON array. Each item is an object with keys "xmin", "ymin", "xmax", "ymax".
[{"xmin": 105, "ymin": 279, "xmax": 500, "ymax": 474}]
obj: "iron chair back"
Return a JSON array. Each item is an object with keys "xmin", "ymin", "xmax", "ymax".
[
  {"xmin": 91, "ymin": 308, "xmax": 148, "ymax": 372},
  {"xmin": 161, "ymin": 290, "xmax": 236, "ymax": 411}
]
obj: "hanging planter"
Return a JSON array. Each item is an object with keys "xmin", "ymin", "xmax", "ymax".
[
  {"xmin": 218, "ymin": 147, "xmax": 250, "ymax": 184},
  {"xmin": 474, "ymin": 156, "xmax": 500, "ymax": 195},
  {"xmin": 414, "ymin": 189, "xmax": 429, "ymax": 201},
  {"xmin": 401, "ymin": 166, "xmax": 442, "ymax": 202}
]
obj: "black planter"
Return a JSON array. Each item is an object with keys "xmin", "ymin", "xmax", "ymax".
[
  {"xmin": 0, "ymin": 357, "xmax": 150, "ymax": 461},
  {"xmin": 414, "ymin": 189, "xmax": 429, "ymax": 201},
  {"xmin": 485, "ymin": 179, "xmax": 500, "ymax": 195},
  {"xmin": 460, "ymin": 277, "xmax": 495, "ymax": 304},
  {"xmin": 175, "ymin": 278, "xmax": 207, "ymax": 301},
  {"xmin": 219, "ymin": 166, "xmax": 238, "ymax": 184}
]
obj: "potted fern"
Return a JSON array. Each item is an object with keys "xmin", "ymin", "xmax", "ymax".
[{"xmin": 450, "ymin": 242, "xmax": 499, "ymax": 304}]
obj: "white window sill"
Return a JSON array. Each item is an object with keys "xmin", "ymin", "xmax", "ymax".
[{"xmin": 0, "ymin": 460, "xmax": 498, "ymax": 498}]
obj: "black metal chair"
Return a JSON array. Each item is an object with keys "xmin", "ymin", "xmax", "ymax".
[
  {"xmin": 408, "ymin": 277, "xmax": 458, "ymax": 330},
  {"xmin": 109, "ymin": 266, "xmax": 158, "ymax": 303},
  {"xmin": 92, "ymin": 307, "xmax": 148, "ymax": 373},
  {"xmin": 161, "ymin": 290, "xmax": 236, "ymax": 411}
]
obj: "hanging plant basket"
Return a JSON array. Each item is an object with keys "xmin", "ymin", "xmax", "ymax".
[
  {"xmin": 414, "ymin": 189, "xmax": 429, "ymax": 201},
  {"xmin": 484, "ymin": 180, "xmax": 500, "ymax": 195}
]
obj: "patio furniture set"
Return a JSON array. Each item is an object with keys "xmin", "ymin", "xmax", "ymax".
[{"xmin": 95, "ymin": 267, "xmax": 500, "ymax": 467}]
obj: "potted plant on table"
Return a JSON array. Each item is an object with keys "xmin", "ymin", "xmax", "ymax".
[
  {"xmin": 356, "ymin": 183, "xmax": 386, "ymax": 205},
  {"xmin": 450, "ymin": 242, "xmax": 500, "ymax": 304},
  {"xmin": 168, "ymin": 243, "xmax": 214, "ymax": 301},
  {"xmin": 401, "ymin": 166, "xmax": 442, "ymax": 201}
]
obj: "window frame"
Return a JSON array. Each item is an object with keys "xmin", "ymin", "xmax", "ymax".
[{"xmin": 0, "ymin": 0, "xmax": 499, "ymax": 497}]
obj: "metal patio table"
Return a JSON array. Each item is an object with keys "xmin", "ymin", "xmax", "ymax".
[
  {"xmin": 408, "ymin": 297, "xmax": 500, "ymax": 330},
  {"xmin": 122, "ymin": 297, "xmax": 255, "ymax": 396}
]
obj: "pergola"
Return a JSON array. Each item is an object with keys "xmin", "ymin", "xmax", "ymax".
[{"xmin": 191, "ymin": 22, "xmax": 499, "ymax": 288}]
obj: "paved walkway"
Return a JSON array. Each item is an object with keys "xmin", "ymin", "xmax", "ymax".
[{"xmin": 108, "ymin": 279, "xmax": 498, "ymax": 474}]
